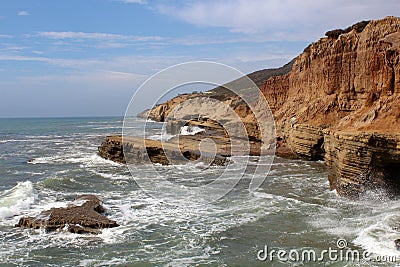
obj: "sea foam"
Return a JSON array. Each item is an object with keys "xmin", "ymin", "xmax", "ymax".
[{"xmin": 0, "ymin": 181, "xmax": 37, "ymax": 219}]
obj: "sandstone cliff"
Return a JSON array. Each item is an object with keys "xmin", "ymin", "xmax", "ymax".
[
  {"xmin": 269, "ymin": 16, "xmax": 400, "ymax": 197},
  {"xmin": 134, "ymin": 16, "xmax": 400, "ymax": 198}
]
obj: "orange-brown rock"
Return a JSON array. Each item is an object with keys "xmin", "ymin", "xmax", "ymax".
[
  {"xmin": 265, "ymin": 16, "xmax": 400, "ymax": 197},
  {"xmin": 260, "ymin": 73, "xmax": 290, "ymax": 112},
  {"xmin": 273, "ymin": 16, "xmax": 400, "ymax": 131},
  {"xmin": 107, "ymin": 16, "xmax": 400, "ymax": 197},
  {"xmin": 324, "ymin": 131, "xmax": 400, "ymax": 198}
]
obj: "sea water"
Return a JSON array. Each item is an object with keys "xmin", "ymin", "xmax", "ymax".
[{"xmin": 0, "ymin": 117, "xmax": 399, "ymax": 266}]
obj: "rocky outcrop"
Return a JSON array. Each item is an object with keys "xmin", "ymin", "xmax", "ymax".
[
  {"xmin": 285, "ymin": 124, "xmax": 326, "ymax": 161},
  {"xmin": 325, "ymin": 20, "xmax": 370, "ymax": 39},
  {"xmin": 98, "ymin": 136, "xmax": 125, "ymax": 163},
  {"xmin": 268, "ymin": 16, "xmax": 400, "ymax": 196},
  {"xmin": 107, "ymin": 16, "xmax": 400, "ymax": 197},
  {"xmin": 99, "ymin": 114, "xmax": 269, "ymax": 165},
  {"xmin": 324, "ymin": 132, "xmax": 400, "ymax": 198},
  {"xmin": 272, "ymin": 16, "xmax": 400, "ymax": 130},
  {"xmin": 16, "ymin": 195, "xmax": 119, "ymax": 234},
  {"xmin": 99, "ymin": 134, "xmax": 229, "ymax": 166}
]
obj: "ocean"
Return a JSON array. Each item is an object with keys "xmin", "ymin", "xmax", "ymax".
[{"xmin": 0, "ymin": 117, "xmax": 399, "ymax": 266}]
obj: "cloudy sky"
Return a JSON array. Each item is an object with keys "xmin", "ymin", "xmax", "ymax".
[{"xmin": 0, "ymin": 0, "xmax": 399, "ymax": 117}]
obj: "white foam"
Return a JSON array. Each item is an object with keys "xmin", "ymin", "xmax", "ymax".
[
  {"xmin": 180, "ymin": 125, "xmax": 205, "ymax": 136},
  {"xmin": 0, "ymin": 181, "xmax": 37, "ymax": 219},
  {"xmin": 353, "ymin": 215, "xmax": 400, "ymax": 257},
  {"xmin": 28, "ymin": 153, "xmax": 122, "ymax": 167},
  {"xmin": 27, "ymin": 156, "xmax": 55, "ymax": 164},
  {"xmin": 147, "ymin": 133, "xmax": 175, "ymax": 141},
  {"xmin": 84, "ymin": 154, "xmax": 123, "ymax": 167},
  {"xmin": 92, "ymin": 170, "xmax": 131, "ymax": 180}
]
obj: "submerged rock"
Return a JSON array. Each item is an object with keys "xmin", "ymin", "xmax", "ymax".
[{"xmin": 16, "ymin": 195, "xmax": 119, "ymax": 234}]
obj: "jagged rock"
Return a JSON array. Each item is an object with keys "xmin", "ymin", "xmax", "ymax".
[
  {"xmin": 16, "ymin": 195, "xmax": 119, "ymax": 234},
  {"xmin": 98, "ymin": 136, "xmax": 125, "ymax": 163},
  {"xmin": 266, "ymin": 16, "xmax": 400, "ymax": 197},
  {"xmin": 285, "ymin": 124, "xmax": 326, "ymax": 161},
  {"xmin": 325, "ymin": 29, "xmax": 345, "ymax": 39},
  {"xmin": 325, "ymin": 20, "xmax": 370, "ymax": 39},
  {"xmin": 324, "ymin": 131, "xmax": 400, "ymax": 198}
]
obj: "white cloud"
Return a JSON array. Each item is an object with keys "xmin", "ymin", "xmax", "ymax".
[
  {"xmin": 0, "ymin": 44, "xmax": 27, "ymax": 52},
  {"xmin": 37, "ymin": 31, "xmax": 162, "ymax": 41},
  {"xmin": 116, "ymin": 0, "xmax": 147, "ymax": 4},
  {"xmin": 16, "ymin": 70, "xmax": 146, "ymax": 87},
  {"xmin": 28, "ymin": 31, "xmax": 165, "ymax": 51},
  {"xmin": 17, "ymin": 10, "xmax": 29, "ymax": 16},
  {"xmin": 0, "ymin": 55, "xmax": 49, "ymax": 62},
  {"xmin": 156, "ymin": 0, "xmax": 400, "ymax": 39},
  {"xmin": 0, "ymin": 34, "xmax": 12, "ymax": 38},
  {"xmin": 0, "ymin": 53, "xmax": 189, "ymax": 75}
]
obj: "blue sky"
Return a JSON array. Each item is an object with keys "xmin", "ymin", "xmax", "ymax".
[{"xmin": 0, "ymin": 0, "xmax": 399, "ymax": 117}]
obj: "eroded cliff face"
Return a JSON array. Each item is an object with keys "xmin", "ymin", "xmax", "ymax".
[
  {"xmin": 268, "ymin": 16, "xmax": 400, "ymax": 197},
  {"xmin": 273, "ymin": 16, "xmax": 400, "ymax": 132},
  {"xmin": 324, "ymin": 132, "xmax": 400, "ymax": 198},
  {"xmin": 124, "ymin": 16, "xmax": 400, "ymax": 197}
]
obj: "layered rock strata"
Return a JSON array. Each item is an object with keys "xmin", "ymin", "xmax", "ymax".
[
  {"xmin": 99, "ymin": 134, "xmax": 229, "ymax": 166},
  {"xmin": 324, "ymin": 132, "xmax": 400, "ymax": 198},
  {"xmin": 101, "ymin": 17, "xmax": 400, "ymax": 197},
  {"xmin": 271, "ymin": 16, "xmax": 400, "ymax": 197},
  {"xmin": 98, "ymin": 119, "xmax": 265, "ymax": 166}
]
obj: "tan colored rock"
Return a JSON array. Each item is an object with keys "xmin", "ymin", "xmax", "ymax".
[
  {"xmin": 124, "ymin": 16, "xmax": 400, "ymax": 197},
  {"xmin": 272, "ymin": 16, "xmax": 400, "ymax": 132},
  {"xmin": 99, "ymin": 135, "xmax": 229, "ymax": 166},
  {"xmin": 262, "ymin": 16, "xmax": 400, "ymax": 196},
  {"xmin": 324, "ymin": 131, "xmax": 400, "ymax": 198}
]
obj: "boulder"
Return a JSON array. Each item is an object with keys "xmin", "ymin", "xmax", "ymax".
[{"xmin": 16, "ymin": 195, "xmax": 119, "ymax": 234}]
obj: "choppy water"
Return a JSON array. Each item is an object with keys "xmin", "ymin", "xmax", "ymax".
[{"xmin": 0, "ymin": 117, "xmax": 399, "ymax": 266}]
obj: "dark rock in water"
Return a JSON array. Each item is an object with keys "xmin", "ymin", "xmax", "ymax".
[
  {"xmin": 395, "ymin": 239, "xmax": 400, "ymax": 251},
  {"xmin": 98, "ymin": 137, "xmax": 126, "ymax": 164},
  {"xmin": 16, "ymin": 195, "xmax": 119, "ymax": 234}
]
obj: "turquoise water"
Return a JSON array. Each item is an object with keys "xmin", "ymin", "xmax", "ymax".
[{"xmin": 0, "ymin": 117, "xmax": 399, "ymax": 266}]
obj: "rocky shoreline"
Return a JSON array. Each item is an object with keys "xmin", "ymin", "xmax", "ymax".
[{"xmin": 99, "ymin": 16, "xmax": 400, "ymax": 198}]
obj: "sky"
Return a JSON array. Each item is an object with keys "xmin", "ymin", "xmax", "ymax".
[{"xmin": 0, "ymin": 0, "xmax": 399, "ymax": 118}]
